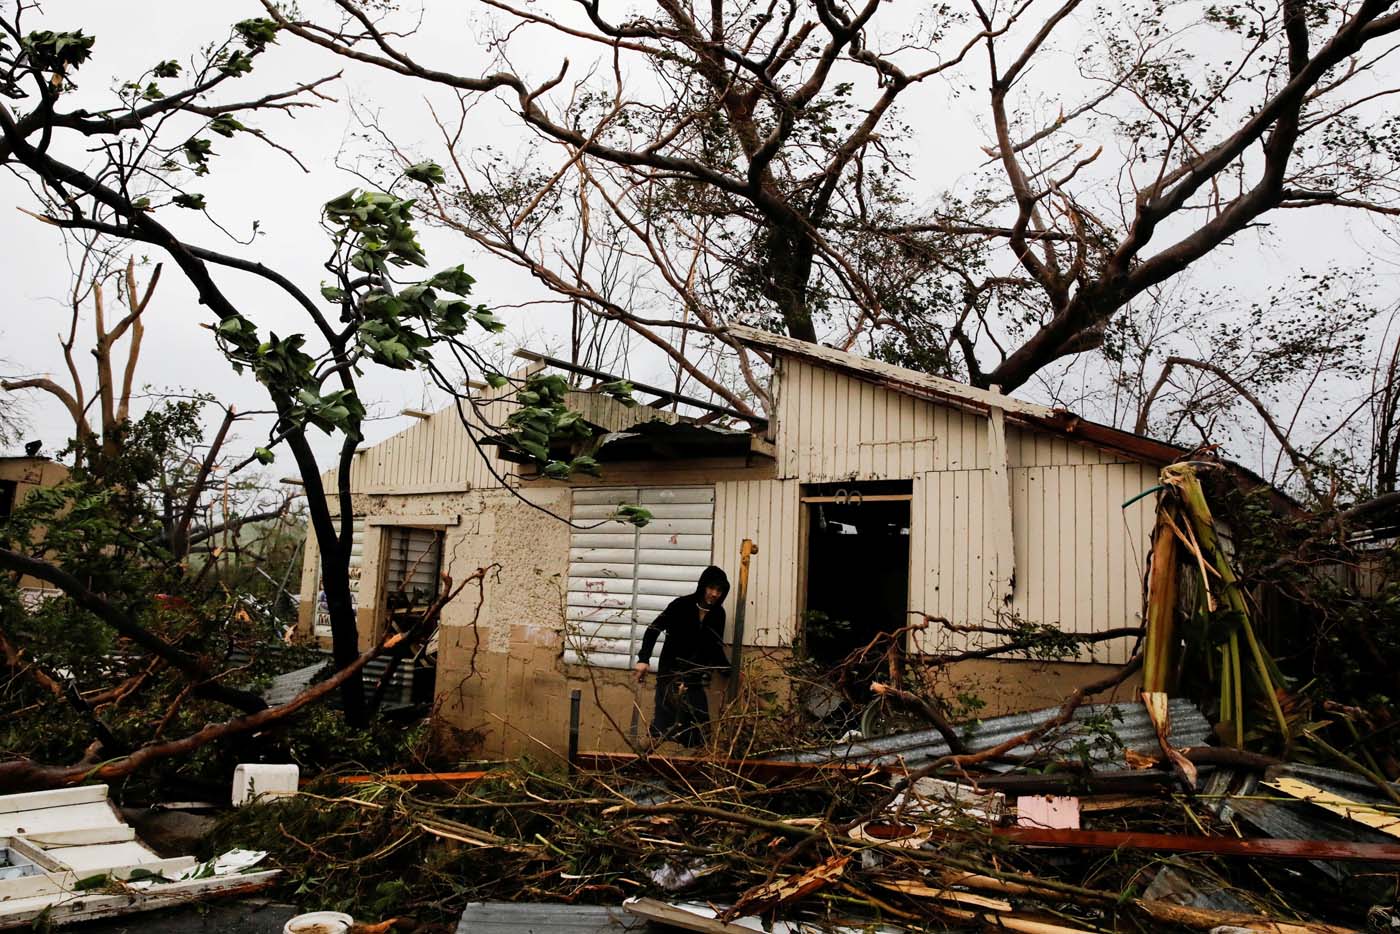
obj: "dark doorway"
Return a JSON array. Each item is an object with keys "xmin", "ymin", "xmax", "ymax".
[{"xmin": 802, "ymin": 482, "xmax": 911, "ymax": 668}]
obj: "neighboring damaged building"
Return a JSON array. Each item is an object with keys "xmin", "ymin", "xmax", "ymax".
[
  {"xmin": 298, "ymin": 331, "xmax": 1200, "ymax": 757},
  {"xmin": 0, "ymin": 454, "xmax": 70, "ymax": 600}
]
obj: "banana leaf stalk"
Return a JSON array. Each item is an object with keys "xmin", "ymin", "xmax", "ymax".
[{"xmin": 1161, "ymin": 464, "xmax": 1291, "ymax": 750}]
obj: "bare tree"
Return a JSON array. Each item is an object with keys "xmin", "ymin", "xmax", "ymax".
[{"xmin": 264, "ymin": 0, "xmax": 1400, "ymax": 400}]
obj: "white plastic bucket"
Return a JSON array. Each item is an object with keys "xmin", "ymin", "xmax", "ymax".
[
  {"xmin": 283, "ymin": 910, "xmax": 354, "ymax": 934},
  {"xmin": 232, "ymin": 763, "xmax": 299, "ymax": 806}
]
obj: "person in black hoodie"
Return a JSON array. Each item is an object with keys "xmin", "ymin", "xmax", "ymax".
[{"xmin": 633, "ymin": 565, "xmax": 730, "ymax": 747}]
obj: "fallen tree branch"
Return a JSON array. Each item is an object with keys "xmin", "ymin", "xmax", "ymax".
[
  {"xmin": 0, "ymin": 566, "xmax": 492, "ymax": 790},
  {"xmin": 0, "ymin": 546, "xmax": 268, "ymax": 714}
]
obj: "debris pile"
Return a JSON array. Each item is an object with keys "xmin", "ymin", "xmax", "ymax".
[
  {"xmin": 211, "ymin": 691, "xmax": 1398, "ymax": 932},
  {"xmin": 0, "ymin": 783, "xmax": 276, "ymax": 928}
]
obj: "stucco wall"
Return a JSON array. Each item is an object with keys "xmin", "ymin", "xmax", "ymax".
[{"xmin": 1, "ymin": 458, "xmax": 71, "ymax": 593}]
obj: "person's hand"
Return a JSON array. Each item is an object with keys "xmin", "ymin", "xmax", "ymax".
[{"xmin": 633, "ymin": 661, "xmax": 649, "ymax": 682}]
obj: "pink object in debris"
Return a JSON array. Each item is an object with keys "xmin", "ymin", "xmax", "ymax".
[{"xmin": 1016, "ymin": 794, "xmax": 1081, "ymax": 830}]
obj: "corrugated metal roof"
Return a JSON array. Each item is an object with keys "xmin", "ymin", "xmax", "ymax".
[
  {"xmin": 456, "ymin": 902, "xmax": 648, "ymax": 934},
  {"xmin": 789, "ymin": 698, "xmax": 1211, "ymax": 772}
]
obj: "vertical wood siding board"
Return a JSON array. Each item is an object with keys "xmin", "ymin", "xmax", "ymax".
[
  {"xmin": 853, "ymin": 380, "xmax": 868, "ymax": 479},
  {"xmin": 1077, "ymin": 467, "xmax": 1096, "ymax": 640},
  {"xmin": 924, "ymin": 403, "xmax": 935, "ymax": 476},
  {"xmin": 918, "ymin": 472, "xmax": 932, "ymax": 652},
  {"xmin": 952, "ymin": 469, "xmax": 967, "ymax": 626},
  {"xmin": 1030, "ymin": 470, "xmax": 1041, "ymax": 632},
  {"xmin": 431, "ymin": 415, "xmax": 445, "ymax": 486},
  {"xmin": 1011, "ymin": 467, "xmax": 1030, "ymax": 618},
  {"xmin": 941, "ymin": 472, "xmax": 963, "ymax": 649},
  {"xmin": 924, "ymin": 472, "xmax": 939, "ymax": 653},
  {"xmin": 1043, "ymin": 468, "xmax": 1061, "ymax": 629},
  {"xmin": 757, "ymin": 481, "xmax": 771, "ymax": 642},
  {"xmin": 809, "ymin": 363, "xmax": 821, "ymax": 480},
  {"xmin": 868, "ymin": 383, "xmax": 882, "ymax": 479},
  {"xmin": 798, "ymin": 362, "xmax": 811, "ymax": 479},
  {"xmin": 773, "ymin": 480, "xmax": 786, "ymax": 643},
  {"xmin": 950, "ymin": 411, "xmax": 962, "ymax": 470},
  {"xmin": 1110, "ymin": 464, "xmax": 1129, "ymax": 665},
  {"xmin": 776, "ymin": 480, "xmax": 792, "ymax": 646},
  {"xmin": 980, "ymin": 468, "xmax": 994, "ymax": 622},
  {"xmin": 806, "ymin": 362, "xmax": 818, "ymax": 480},
  {"xmin": 969, "ymin": 467, "xmax": 986, "ymax": 624},
  {"xmin": 839, "ymin": 369, "xmax": 854, "ymax": 478},
  {"xmin": 715, "ymin": 481, "xmax": 732, "ymax": 630},
  {"xmin": 816, "ymin": 369, "xmax": 829, "ymax": 480},
  {"xmin": 909, "ymin": 473, "xmax": 925, "ymax": 653},
  {"xmin": 408, "ymin": 421, "xmax": 421, "ymax": 486},
  {"xmin": 880, "ymin": 385, "xmax": 894, "ymax": 477},
  {"xmin": 920, "ymin": 472, "xmax": 935, "ymax": 652}
]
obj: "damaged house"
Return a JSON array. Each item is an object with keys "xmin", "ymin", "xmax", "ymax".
[{"xmin": 296, "ymin": 328, "xmax": 1207, "ymax": 757}]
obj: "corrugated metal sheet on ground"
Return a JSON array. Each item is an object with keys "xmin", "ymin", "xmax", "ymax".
[
  {"xmin": 1219, "ymin": 763, "xmax": 1400, "ymax": 885},
  {"xmin": 788, "ymin": 698, "xmax": 1210, "ymax": 772},
  {"xmin": 247, "ymin": 651, "xmax": 416, "ymax": 708},
  {"xmin": 456, "ymin": 902, "xmax": 649, "ymax": 934}
]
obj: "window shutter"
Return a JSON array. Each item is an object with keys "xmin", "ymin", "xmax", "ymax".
[
  {"xmin": 315, "ymin": 515, "xmax": 365, "ymax": 639},
  {"xmin": 566, "ymin": 487, "xmax": 714, "ymax": 668},
  {"xmin": 385, "ymin": 526, "xmax": 443, "ymax": 605}
]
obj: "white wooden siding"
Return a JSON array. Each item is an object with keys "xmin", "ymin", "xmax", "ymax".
[
  {"xmin": 713, "ymin": 479, "xmax": 802, "ymax": 648},
  {"xmin": 322, "ymin": 369, "xmax": 537, "ymax": 495},
  {"xmin": 763, "ymin": 359, "xmax": 1166, "ymax": 658},
  {"xmin": 564, "ymin": 487, "xmax": 715, "ymax": 669},
  {"xmin": 908, "ymin": 462, "xmax": 1160, "ymax": 664}
]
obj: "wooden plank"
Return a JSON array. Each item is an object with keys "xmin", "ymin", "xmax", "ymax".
[
  {"xmin": 1262, "ymin": 776, "xmax": 1400, "ymax": 839},
  {"xmin": 0, "ymin": 802, "xmax": 123, "ymax": 837},
  {"xmin": 0, "ymin": 870, "xmax": 279, "ymax": 929},
  {"xmin": 332, "ymin": 771, "xmax": 491, "ymax": 786},
  {"xmin": 0, "ymin": 787, "xmax": 108, "ymax": 815},
  {"xmin": 366, "ymin": 514, "xmax": 461, "ymax": 527},
  {"xmin": 13, "ymin": 826, "xmax": 135, "ymax": 847},
  {"xmin": 992, "ymin": 826, "xmax": 1400, "ymax": 861},
  {"xmin": 986, "ymin": 405, "xmax": 1014, "ymax": 603}
]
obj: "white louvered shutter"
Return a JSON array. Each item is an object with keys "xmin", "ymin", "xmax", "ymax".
[
  {"xmin": 385, "ymin": 526, "xmax": 443, "ymax": 605},
  {"xmin": 565, "ymin": 487, "xmax": 714, "ymax": 669},
  {"xmin": 315, "ymin": 515, "xmax": 365, "ymax": 639}
]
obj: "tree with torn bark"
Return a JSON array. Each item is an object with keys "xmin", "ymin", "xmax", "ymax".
[{"xmin": 265, "ymin": 0, "xmax": 1400, "ymax": 404}]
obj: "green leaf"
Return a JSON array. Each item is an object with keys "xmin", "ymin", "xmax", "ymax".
[
  {"xmin": 151, "ymin": 59, "xmax": 181, "ymax": 78},
  {"xmin": 171, "ymin": 193, "xmax": 206, "ymax": 210},
  {"xmin": 485, "ymin": 373, "xmax": 508, "ymax": 389},
  {"xmin": 253, "ymin": 447, "xmax": 275, "ymax": 465},
  {"xmin": 615, "ymin": 504, "xmax": 652, "ymax": 528},
  {"xmin": 234, "ymin": 18, "xmax": 280, "ymax": 49},
  {"xmin": 404, "ymin": 161, "xmax": 446, "ymax": 187},
  {"xmin": 208, "ymin": 114, "xmax": 246, "ymax": 137},
  {"xmin": 219, "ymin": 50, "xmax": 253, "ymax": 76},
  {"xmin": 320, "ymin": 285, "xmax": 345, "ymax": 303},
  {"xmin": 427, "ymin": 265, "xmax": 475, "ymax": 295}
]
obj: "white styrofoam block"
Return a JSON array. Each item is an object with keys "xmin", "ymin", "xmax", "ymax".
[{"xmin": 232, "ymin": 764, "xmax": 299, "ymax": 807}]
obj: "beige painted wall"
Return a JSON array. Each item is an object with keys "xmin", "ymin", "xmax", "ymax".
[{"xmin": 1, "ymin": 457, "xmax": 70, "ymax": 593}]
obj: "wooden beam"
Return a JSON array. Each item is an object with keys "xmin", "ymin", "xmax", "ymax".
[{"xmin": 991, "ymin": 826, "xmax": 1400, "ymax": 862}]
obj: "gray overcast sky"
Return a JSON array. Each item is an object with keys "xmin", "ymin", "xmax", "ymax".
[{"xmin": 3, "ymin": 1, "xmax": 1395, "ymax": 482}]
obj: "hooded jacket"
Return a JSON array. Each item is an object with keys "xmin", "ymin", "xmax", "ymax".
[{"xmin": 637, "ymin": 565, "xmax": 731, "ymax": 675}]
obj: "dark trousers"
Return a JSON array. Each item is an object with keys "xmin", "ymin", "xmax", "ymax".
[{"xmin": 650, "ymin": 672, "xmax": 710, "ymax": 747}]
